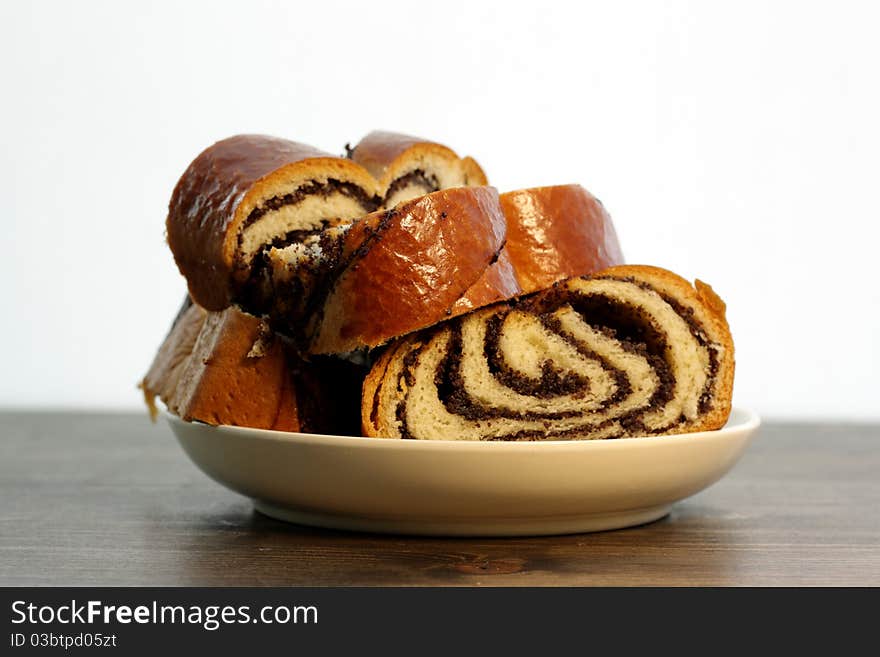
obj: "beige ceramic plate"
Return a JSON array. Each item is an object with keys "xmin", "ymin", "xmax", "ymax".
[{"xmin": 166, "ymin": 407, "xmax": 759, "ymax": 537}]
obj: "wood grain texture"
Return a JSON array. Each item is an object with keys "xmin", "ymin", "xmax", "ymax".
[{"xmin": 0, "ymin": 412, "xmax": 878, "ymax": 586}]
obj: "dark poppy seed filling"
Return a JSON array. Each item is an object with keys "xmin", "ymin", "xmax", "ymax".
[
  {"xmin": 241, "ymin": 203, "xmax": 400, "ymax": 349},
  {"xmin": 483, "ymin": 314, "xmax": 591, "ymax": 399},
  {"xmin": 394, "ymin": 294, "xmax": 678, "ymax": 435},
  {"xmin": 599, "ymin": 276, "xmax": 722, "ymax": 418},
  {"xmin": 230, "ymin": 178, "xmax": 381, "ymax": 325},
  {"xmin": 435, "ymin": 324, "xmax": 586, "ymax": 422},
  {"xmin": 238, "ymin": 223, "xmax": 337, "ymax": 314},
  {"xmin": 539, "ymin": 315, "xmax": 631, "ymax": 406},
  {"xmin": 383, "ymin": 169, "xmax": 440, "ymax": 204},
  {"xmin": 294, "ymin": 209, "xmax": 400, "ymax": 343},
  {"xmin": 368, "ymin": 271, "xmax": 733, "ymax": 442},
  {"xmin": 397, "ymin": 343, "xmax": 425, "ymax": 440},
  {"xmin": 240, "ymin": 179, "xmax": 381, "ymax": 234}
]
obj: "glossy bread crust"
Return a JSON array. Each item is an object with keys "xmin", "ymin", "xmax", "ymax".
[
  {"xmin": 351, "ymin": 130, "xmax": 489, "ymax": 193},
  {"xmin": 501, "ymin": 185, "xmax": 624, "ymax": 293},
  {"xmin": 142, "ymin": 302, "xmax": 301, "ymax": 431},
  {"xmin": 351, "ymin": 131, "xmax": 453, "ymax": 179},
  {"xmin": 166, "ymin": 135, "xmax": 378, "ymax": 310},
  {"xmin": 308, "ymin": 183, "xmax": 627, "ymax": 353},
  {"xmin": 451, "ymin": 248, "xmax": 521, "ymax": 313},
  {"xmin": 461, "ymin": 156, "xmax": 489, "ymax": 186},
  {"xmin": 308, "ymin": 186, "xmax": 508, "ymax": 354},
  {"xmin": 141, "ymin": 300, "xmax": 207, "ymax": 420}
]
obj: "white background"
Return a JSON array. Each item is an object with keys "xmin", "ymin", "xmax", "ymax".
[{"xmin": 1, "ymin": 0, "xmax": 878, "ymax": 419}]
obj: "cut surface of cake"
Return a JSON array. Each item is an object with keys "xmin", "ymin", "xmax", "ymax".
[
  {"xmin": 266, "ymin": 186, "xmax": 511, "ymax": 354},
  {"xmin": 350, "ymin": 130, "xmax": 488, "ymax": 208},
  {"xmin": 362, "ymin": 265, "xmax": 734, "ymax": 441},
  {"xmin": 165, "ymin": 132, "xmax": 492, "ymax": 329},
  {"xmin": 166, "ymin": 135, "xmax": 382, "ymax": 312},
  {"xmin": 141, "ymin": 298, "xmax": 363, "ymax": 433}
]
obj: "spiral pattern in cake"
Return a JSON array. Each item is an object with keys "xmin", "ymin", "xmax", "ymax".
[{"xmin": 363, "ymin": 265, "xmax": 734, "ymax": 440}]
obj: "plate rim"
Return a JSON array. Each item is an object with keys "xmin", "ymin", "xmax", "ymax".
[{"xmin": 163, "ymin": 405, "xmax": 760, "ymax": 451}]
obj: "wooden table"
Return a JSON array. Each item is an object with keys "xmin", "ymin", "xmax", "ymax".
[{"xmin": 1, "ymin": 412, "xmax": 878, "ymax": 586}]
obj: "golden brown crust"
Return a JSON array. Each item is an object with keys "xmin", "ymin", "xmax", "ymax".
[
  {"xmin": 461, "ymin": 156, "xmax": 489, "ymax": 186},
  {"xmin": 141, "ymin": 301, "xmax": 207, "ymax": 421},
  {"xmin": 442, "ymin": 183, "xmax": 625, "ymax": 321},
  {"xmin": 182, "ymin": 309, "xmax": 301, "ymax": 430},
  {"xmin": 142, "ymin": 302, "xmax": 302, "ymax": 431},
  {"xmin": 308, "ymin": 186, "xmax": 508, "ymax": 354},
  {"xmin": 166, "ymin": 135, "xmax": 379, "ymax": 311},
  {"xmin": 500, "ymin": 185, "xmax": 624, "ymax": 293},
  {"xmin": 450, "ymin": 248, "xmax": 521, "ymax": 313},
  {"xmin": 695, "ymin": 279, "xmax": 728, "ymax": 322},
  {"xmin": 305, "ymin": 184, "xmax": 627, "ymax": 354},
  {"xmin": 350, "ymin": 130, "xmax": 489, "ymax": 196},
  {"xmin": 349, "ymin": 131, "xmax": 443, "ymax": 180},
  {"xmin": 360, "ymin": 339, "xmax": 405, "ymax": 437}
]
